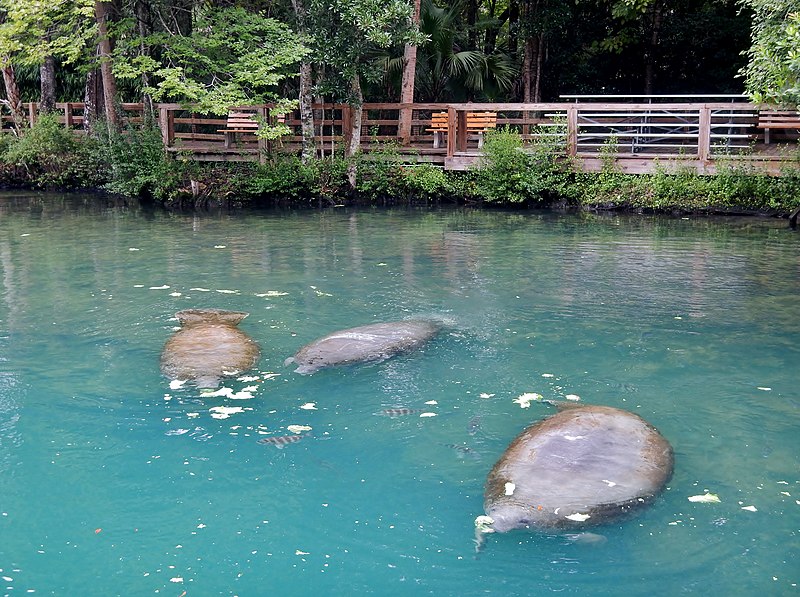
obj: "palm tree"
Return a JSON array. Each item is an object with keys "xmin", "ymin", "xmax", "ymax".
[{"xmin": 415, "ymin": 0, "xmax": 518, "ymax": 102}]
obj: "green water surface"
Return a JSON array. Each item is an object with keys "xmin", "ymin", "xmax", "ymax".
[{"xmin": 0, "ymin": 194, "xmax": 798, "ymax": 596}]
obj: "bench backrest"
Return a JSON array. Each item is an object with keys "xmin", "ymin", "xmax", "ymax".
[
  {"xmin": 429, "ymin": 112, "xmax": 448, "ymax": 130},
  {"xmin": 758, "ymin": 110, "xmax": 800, "ymax": 122},
  {"xmin": 466, "ymin": 111, "xmax": 497, "ymax": 130},
  {"xmin": 226, "ymin": 111, "xmax": 259, "ymax": 131}
]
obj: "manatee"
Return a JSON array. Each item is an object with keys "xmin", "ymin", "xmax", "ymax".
[
  {"xmin": 479, "ymin": 402, "xmax": 673, "ymax": 540},
  {"xmin": 160, "ymin": 308, "xmax": 260, "ymax": 388},
  {"xmin": 285, "ymin": 320, "xmax": 441, "ymax": 375}
]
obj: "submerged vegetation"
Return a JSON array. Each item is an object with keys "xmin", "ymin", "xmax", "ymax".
[{"xmin": 0, "ymin": 115, "xmax": 798, "ymax": 217}]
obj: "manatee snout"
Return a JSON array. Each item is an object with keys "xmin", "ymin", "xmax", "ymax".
[{"xmin": 483, "ymin": 506, "xmax": 533, "ymax": 533}]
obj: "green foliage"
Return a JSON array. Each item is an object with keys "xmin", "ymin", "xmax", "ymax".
[
  {"xmin": 303, "ymin": 156, "xmax": 351, "ymax": 201},
  {"xmin": 472, "ymin": 127, "xmax": 531, "ymax": 203},
  {"xmin": 0, "ymin": 0, "xmax": 94, "ymax": 66},
  {"xmin": 416, "ymin": 0, "xmax": 517, "ymax": 102},
  {"xmin": 4, "ymin": 113, "xmax": 76, "ymax": 165},
  {"xmin": 98, "ymin": 125, "xmax": 187, "ymax": 201},
  {"xmin": 403, "ymin": 164, "xmax": 451, "ymax": 198},
  {"xmin": 562, "ymin": 151, "xmax": 800, "ymax": 214},
  {"xmin": 114, "ymin": 7, "xmax": 308, "ymax": 115},
  {"xmin": 354, "ymin": 142, "xmax": 408, "ymax": 200},
  {"xmin": 1, "ymin": 113, "xmax": 105, "ymax": 188},
  {"xmin": 740, "ymin": 0, "xmax": 800, "ymax": 107},
  {"xmin": 472, "ymin": 126, "xmax": 572, "ymax": 204},
  {"xmin": 235, "ymin": 157, "xmax": 313, "ymax": 201},
  {"xmin": 523, "ymin": 125, "xmax": 575, "ymax": 201},
  {"xmin": 308, "ymin": 0, "xmax": 424, "ymax": 100}
]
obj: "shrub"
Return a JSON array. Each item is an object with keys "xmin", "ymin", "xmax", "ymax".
[
  {"xmin": 1, "ymin": 113, "xmax": 106, "ymax": 188},
  {"xmin": 472, "ymin": 127, "xmax": 531, "ymax": 203},
  {"xmin": 355, "ymin": 143, "xmax": 408, "ymax": 201},
  {"xmin": 99, "ymin": 124, "xmax": 185, "ymax": 200},
  {"xmin": 236, "ymin": 157, "xmax": 311, "ymax": 200},
  {"xmin": 403, "ymin": 164, "xmax": 449, "ymax": 199},
  {"xmin": 471, "ymin": 126, "xmax": 573, "ymax": 205},
  {"xmin": 304, "ymin": 155, "xmax": 350, "ymax": 202}
]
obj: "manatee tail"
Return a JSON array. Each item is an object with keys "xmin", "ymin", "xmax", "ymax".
[
  {"xmin": 195, "ymin": 375, "xmax": 221, "ymax": 389},
  {"xmin": 176, "ymin": 309, "xmax": 249, "ymax": 327}
]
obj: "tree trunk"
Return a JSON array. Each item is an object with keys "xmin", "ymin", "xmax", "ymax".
[
  {"xmin": 136, "ymin": 0, "xmax": 154, "ymax": 125},
  {"xmin": 467, "ymin": 0, "xmax": 478, "ymax": 49},
  {"xmin": 523, "ymin": 37, "xmax": 532, "ymax": 103},
  {"xmin": 346, "ymin": 74, "xmax": 363, "ymax": 189},
  {"xmin": 644, "ymin": 1, "xmax": 663, "ymax": 95},
  {"xmin": 1, "ymin": 58, "xmax": 26, "ymax": 134},
  {"xmin": 508, "ymin": 0, "xmax": 519, "ymax": 57},
  {"xmin": 291, "ymin": 0, "xmax": 316, "ymax": 162},
  {"xmin": 39, "ymin": 55, "xmax": 57, "ymax": 114},
  {"xmin": 94, "ymin": 0, "xmax": 120, "ymax": 133},
  {"xmin": 83, "ymin": 57, "xmax": 103, "ymax": 134},
  {"xmin": 522, "ymin": 34, "xmax": 544, "ymax": 103},
  {"xmin": 397, "ymin": 0, "xmax": 421, "ymax": 145},
  {"xmin": 533, "ymin": 33, "xmax": 544, "ymax": 103},
  {"xmin": 298, "ymin": 61, "xmax": 316, "ymax": 163}
]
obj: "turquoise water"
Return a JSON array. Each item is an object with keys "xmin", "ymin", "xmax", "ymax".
[{"xmin": 0, "ymin": 193, "xmax": 798, "ymax": 596}]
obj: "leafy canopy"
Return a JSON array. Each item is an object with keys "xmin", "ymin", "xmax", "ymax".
[
  {"xmin": 308, "ymin": 0, "xmax": 425, "ymax": 99},
  {"xmin": 114, "ymin": 7, "xmax": 309, "ymax": 114},
  {"xmin": 740, "ymin": 0, "xmax": 800, "ymax": 107},
  {"xmin": 0, "ymin": 0, "xmax": 95, "ymax": 66}
]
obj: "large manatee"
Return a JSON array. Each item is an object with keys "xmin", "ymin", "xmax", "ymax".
[
  {"xmin": 161, "ymin": 308, "xmax": 260, "ymax": 388},
  {"xmin": 478, "ymin": 402, "xmax": 673, "ymax": 540},
  {"xmin": 285, "ymin": 320, "xmax": 441, "ymax": 375}
]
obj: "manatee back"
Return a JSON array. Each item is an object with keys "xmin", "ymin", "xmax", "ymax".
[
  {"xmin": 484, "ymin": 405, "xmax": 673, "ymax": 530},
  {"xmin": 291, "ymin": 319, "xmax": 441, "ymax": 373},
  {"xmin": 162, "ymin": 310, "xmax": 259, "ymax": 385}
]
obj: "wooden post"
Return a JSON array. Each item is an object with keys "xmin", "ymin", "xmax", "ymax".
[
  {"xmin": 566, "ymin": 106, "xmax": 578, "ymax": 157},
  {"xmin": 64, "ymin": 103, "xmax": 73, "ymax": 129},
  {"xmin": 158, "ymin": 105, "xmax": 173, "ymax": 148},
  {"xmin": 697, "ymin": 105, "xmax": 711, "ymax": 170},
  {"xmin": 457, "ymin": 110, "xmax": 468, "ymax": 152},
  {"xmin": 446, "ymin": 106, "xmax": 456, "ymax": 158},
  {"xmin": 257, "ymin": 105, "xmax": 268, "ymax": 164},
  {"xmin": 28, "ymin": 102, "xmax": 37, "ymax": 126}
]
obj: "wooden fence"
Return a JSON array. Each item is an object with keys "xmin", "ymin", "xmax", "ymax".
[{"xmin": 3, "ymin": 98, "xmax": 798, "ymax": 174}]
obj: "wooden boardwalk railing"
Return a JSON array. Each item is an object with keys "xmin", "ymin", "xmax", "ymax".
[{"xmin": 3, "ymin": 100, "xmax": 798, "ymax": 175}]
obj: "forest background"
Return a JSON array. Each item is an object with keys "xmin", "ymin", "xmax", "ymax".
[{"xmin": 0, "ymin": 0, "xmax": 799, "ymax": 213}]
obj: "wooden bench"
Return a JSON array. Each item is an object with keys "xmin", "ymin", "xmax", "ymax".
[
  {"xmin": 757, "ymin": 110, "xmax": 800, "ymax": 144},
  {"xmin": 426, "ymin": 112, "xmax": 449, "ymax": 148},
  {"xmin": 467, "ymin": 111, "xmax": 497, "ymax": 147},
  {"xmin": 217, "ymin": 111, "xmax": 259, "ymax": 147},
  {"xmin": 425, "ymin": 111, "xmax": 498, "ymax": 148}
]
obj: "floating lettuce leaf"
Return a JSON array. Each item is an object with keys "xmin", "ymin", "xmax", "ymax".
[{"xmin": 688, "ymin": 493, "xmax": 721, "ymax": 503}]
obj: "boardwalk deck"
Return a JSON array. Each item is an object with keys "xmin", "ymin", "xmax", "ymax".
[{"xmin": 4, "ymin": 99, "xmax": 799, "ymax": 175}]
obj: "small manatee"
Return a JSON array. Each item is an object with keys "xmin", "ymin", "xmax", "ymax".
[
  {"xmin": 286, "ymin": 319, "xmax": 441, "ymax": 375},
  {"xmin": 161, "ymin": 308, "xmax": 260, "ymax": 388}
]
